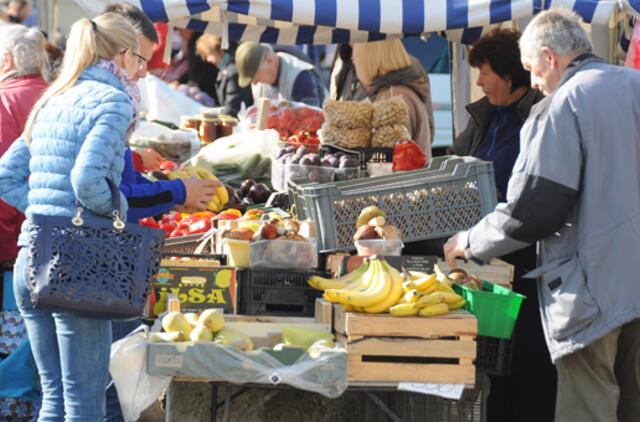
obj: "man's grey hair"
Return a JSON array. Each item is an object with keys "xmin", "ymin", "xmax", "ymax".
[
  {"xmin": 0, "ymin": 24, "xmax": 49, "ymax": 80},
  {"xmin": 259, "ymin": 43, "xmax": 274, "ymax": 63},
  {"xmin": 519, "ymin": 8, "xmax": 593, "ymax": 59}
]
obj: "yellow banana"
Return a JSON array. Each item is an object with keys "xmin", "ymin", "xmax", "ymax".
[
  {"xmin": 341, "ymin": 303, "xmax": 355, "ymax": 312},
  {"xmin": 362, "ymin": 261, "xmax": 404, "ymax": 314},
  {"xmin": 207, "ymin": 195, "xmax": 222, "ymax": 212},
  {"xmin": 402, "ymin": 289, "xmax": 420, "ymax": 304},
  {"xmin": 389, "ymin": 302, "xmax": 419, "ymax": 316},
  {"xmin": 183, "ymin": 166, "xmax": 200, "ymax": 179},
  {"xmin": 336, "ymin": 260, "xmax": 392, "ymax": 307},
  {"xmin": 413, "ymin": 273, "xmax": 437, "ymax": 292},
  {"xmin": 191, "ymin": 166, "xmax": 228, "ymax": 205},
  {"xmin": 448, "ymin": 298, "xmax": 466, "ymax": 310},
  {"xmin": 435, "ymin": 291, "xmax": 464, "ymax": 304},
  {"xmin": 310, "ymin": 261, "xmax": 370, "ymax": 290},
  {"xmin": 402, "ymin": 280, "xmax": 415, "ymax": 292},
  {"xmin": 436, "ymin": 281, "xmax": 457, "ymax": 294},
  {"xmin": 419, "ymin": 302, "xmax": 449, "ymax": 317},
  {"xmin": 167, "ymin": 170, "xmax": 189, "ymax": 180},
  {"xmin": 414, "ymin": 292, "xmax": 445, "ymax": 308},
  {"xmin": 434, "ymin": 264, "xmax": 453, "ymax": 287},
  {"xmin": 409, "ymin": 270, "xmax": 429, "ymax": 281}
]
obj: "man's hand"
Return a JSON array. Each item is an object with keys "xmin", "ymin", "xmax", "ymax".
[
  {"xmin": 443, "ymin": 231, "xmax": 469, "ymax": 267},
  {"xmin": 181, "ymin": 177, "xmax": 221, "ymax": 211}
]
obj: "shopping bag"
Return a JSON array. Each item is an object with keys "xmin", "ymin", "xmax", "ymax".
[{"xmin": 110, "ymin": 326, "xmax": 171, "ymax": 422}]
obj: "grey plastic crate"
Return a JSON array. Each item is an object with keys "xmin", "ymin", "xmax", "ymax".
[{"xmin": 288, "ymin": 156, "xmax": 497, "ymax": 252}]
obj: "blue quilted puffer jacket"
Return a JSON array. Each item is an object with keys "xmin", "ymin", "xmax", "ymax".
[{"xmin": 0, "ymin": 65, "xmax": 133, "ymax": 248}]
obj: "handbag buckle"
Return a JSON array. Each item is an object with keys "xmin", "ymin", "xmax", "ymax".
[
  {"xmin": 71, "ymin": 207, "xmax": 84, "ymax": 226},
  {"xmin": 112, "ymin": 210, "xmax": 125, "ymax": 230}
]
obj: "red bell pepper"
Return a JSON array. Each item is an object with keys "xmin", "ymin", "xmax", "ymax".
[
  {"xmin": 186, "ymin": 218, "xmax": 212, "ymax": 235},
  {"xmin": 139, "ymin": 217, "xmax": 159, "ymax": 228},
  {"xmin": 216, "ymin": 212, "xmax": 241, "ymax": 220},
  {"xmin": 159, "ymin": 221, "xmax": 177, "ymax": 233},
  {"xmin": 392, "ymin": 140, "xmax": 426, "ymax": 172}
]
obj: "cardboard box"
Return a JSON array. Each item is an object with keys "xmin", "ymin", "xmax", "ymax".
[{"xmin": 149, "ymin": 261, "xmax": 236, "ymax": 316}]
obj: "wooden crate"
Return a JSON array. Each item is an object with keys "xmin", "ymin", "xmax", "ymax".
[{"xmin": 333, "ymin": 304, "xmax": 477, "ymax": 385}]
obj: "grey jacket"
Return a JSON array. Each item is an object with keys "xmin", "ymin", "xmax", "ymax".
[
  {"xmin": 452, "ymin": 88, "xmax": 545, "ymax": 156},
  {"xmin": 466, "ymin": 54, "xmax": 640, "ymax": 362}
]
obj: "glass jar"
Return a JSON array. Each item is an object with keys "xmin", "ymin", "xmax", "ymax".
[
  {"xmin": 180, "ymin": 115, "xmax": 201, "ymax": 131},
  {"xmin": 218, "ymin": 115, "xmax": 238, "ymax": 138},
  {"xmin": 199, "ymin": 117, "xmax": 219, "ymax": 144}
]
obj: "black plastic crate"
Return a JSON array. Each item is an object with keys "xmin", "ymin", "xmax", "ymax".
[
  {"xmin": 475, "ymin": 335, "xmax": 514, "ymax": 376},
  {"xmin": 237, "ymin": 269, "xmax": 329, "ymax": 316},
  {"xmin": 353, "ymin": 147, "xmax": 395, "ymax": 170}
]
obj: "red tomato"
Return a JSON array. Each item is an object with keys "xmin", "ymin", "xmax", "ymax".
[{"xmin": 160, "ymin": 160, "xmax": 178, "ymax": 170}]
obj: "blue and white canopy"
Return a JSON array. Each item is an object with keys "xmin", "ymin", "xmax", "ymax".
[{"xmin": 76, "ymin": 0, "xmax": 640, "ymax": 44}]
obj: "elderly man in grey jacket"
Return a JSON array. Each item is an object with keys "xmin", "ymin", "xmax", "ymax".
[{"xmin": 444, "ymin": 9, "xmax": 640, "ymax": 422}]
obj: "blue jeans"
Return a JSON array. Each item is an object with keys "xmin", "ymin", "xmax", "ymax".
[
  {"xmin": 13, "ymin": 248, "xmax": 112, "ymax": 422},
  {"xmin": 104, "ymin": 318, "xmax": 141, "ymax": 422}
]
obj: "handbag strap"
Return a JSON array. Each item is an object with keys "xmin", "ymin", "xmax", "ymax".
[{"xmin": 71, "ymin": 178, "xmax": 125, "ymax": 230}]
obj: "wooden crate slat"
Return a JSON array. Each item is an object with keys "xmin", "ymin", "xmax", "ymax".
[
  {"xmin": 342, "ymin": 336, "xmax": 476, "ymax": 359},
  {"xmin": 334, "ymin": 305, "xmax": 477, "ymax": 338},
  {"xmin": 346, "ymin": 355, "xmax": 475, "ymax": 384}
]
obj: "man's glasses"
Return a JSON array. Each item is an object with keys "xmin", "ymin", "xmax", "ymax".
[{"xmin": 131, "ymin": 51, "xmax": 147, "ymax": 69}]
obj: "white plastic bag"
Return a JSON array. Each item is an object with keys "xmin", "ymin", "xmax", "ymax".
[
  {"xmin": 109, "ymin": 326, "xmax": 172, "ymax": 422},
  {"xmin": 138, "ymin": 74, "xmax": 202, "ymax": 126}
]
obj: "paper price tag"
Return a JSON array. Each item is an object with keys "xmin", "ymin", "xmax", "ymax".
[{"xmin": 397, "ymin": 383, "xmax": 465, "ymax": 400}]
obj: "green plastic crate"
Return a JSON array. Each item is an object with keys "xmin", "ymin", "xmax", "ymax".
[{"xmin": 453, "ymin": 280, "xmax": 525, "ymax": 339}]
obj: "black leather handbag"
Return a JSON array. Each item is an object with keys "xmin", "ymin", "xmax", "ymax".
[{"xmin": 24, "ymin": 178, "xmax": 165, "ymax": 319}]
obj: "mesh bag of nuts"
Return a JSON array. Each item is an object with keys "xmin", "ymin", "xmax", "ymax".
[
  {"xmin": 323, "ymin": 100, "xmax": 373, "ymax": 129},
  {"xmin": 321, "ymin": 122, "xmax": 372, "ymax": 148},
  {"xmin": 371, "ymin": 124, "xmax": 411, "ymax": 148},
  {"xmin": 371, "ymin": 96, "xmax": 409, "ymax": 128}
]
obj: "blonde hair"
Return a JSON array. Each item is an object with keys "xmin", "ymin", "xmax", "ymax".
[
  {"xmin": 196, "ymin": 33, "xmax": 222, "ymax": 59},
  {"xmin": 24, "ymin": 13, "xmax": 138, "ymax": 146},
  {"xmin": 352, "ymin": 40, "xmax": 411, "ymax": 86}
]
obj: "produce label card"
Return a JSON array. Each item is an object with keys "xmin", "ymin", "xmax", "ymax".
[
  {"xmin": 149, "ymin": 265, "xmax": 236, "ymax": 316},
  {"xmin": 332, "ymin": 255, "xmax": 438, "ymax": 276}
]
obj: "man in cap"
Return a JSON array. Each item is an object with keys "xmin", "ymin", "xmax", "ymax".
[{"xmin": 236, "ymin": 41, "xmax": 327, "ymax": 107}]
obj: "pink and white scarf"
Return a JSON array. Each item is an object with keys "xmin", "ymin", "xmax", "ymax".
[{"xmin": 94, "ymin": 58, "xmax": 140, "ymax": 143}]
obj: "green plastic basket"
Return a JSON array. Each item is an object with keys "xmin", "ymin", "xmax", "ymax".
[{"xmin": 453, "ymin": 280, "xmax": 525, "ymax": 339}]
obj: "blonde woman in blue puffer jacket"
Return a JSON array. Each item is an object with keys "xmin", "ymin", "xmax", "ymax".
[{"xmin": 0, "ymin": 13, "xmax": 145, "ymax": 421}]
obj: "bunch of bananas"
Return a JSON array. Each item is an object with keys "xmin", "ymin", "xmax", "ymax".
[
  {"xmin": 308, "ymin": 260, "xmax": 466, "ymax": 317},
  {"xmin": 167, "ymin": 166, "xmax": 229, "ymax": 212}
]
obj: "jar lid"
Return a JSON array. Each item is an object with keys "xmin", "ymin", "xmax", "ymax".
[
  {"xmin": 220, "ymin": 116, "xmax": 238, "ymax": 124},
  {"xmin": 181, "ymin": 115, "xmax": 201, "ymax": 121},
  {"xmin": 200, "ymin": 116, "xmax": 219, "ymax": 123}
]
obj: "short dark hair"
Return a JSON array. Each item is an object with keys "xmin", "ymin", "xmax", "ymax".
[
  {"xmin": 469, "ymin": 29, "xmax": 529, "ymax": 91},
  {"xmin": 103, "ymin": 3, "xmax": 158, "ymax": 43}
]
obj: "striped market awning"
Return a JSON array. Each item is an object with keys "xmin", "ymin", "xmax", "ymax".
[{"xmin": 76, "ymin": 0, "xmax": 638, "ymax": 44}]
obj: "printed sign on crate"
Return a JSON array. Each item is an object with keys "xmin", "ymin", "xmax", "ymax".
[{"xmin": 149, "ymin": 261, "xmax": 236, "ymax": 316}]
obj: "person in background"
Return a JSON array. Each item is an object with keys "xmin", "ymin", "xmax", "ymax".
[
  {"xmin": 444, "ymin": 9, "xmax": 640, "ymax": 422},
  {"xmin": 6, "ymin": 0, "xmax": 29, "ymax": 24},
  {"xmin": 0, "ymin": 24, "xmax": 49, "ymax": 295},
  {"xmin": 330, "ymin": 42, "xmax": 435, "ymax": 145},
  {"xmin": 102, "ymin": 5, "xmax": 220, "ymax": 422},
  {"xmin": 178, "ymin": 29, "xmax": 219, "ymax": 99},
  {"xmin": 146, "ymin": 22, "xmax": 169, "ymax": 77},
  {"xmin": 351, "ymin": 39, "xmax": 432, "ymax": 157},
  {"xmin": 196, "ymin": 34, "xmax": 253, "ymax": 117},
  {"xmin": 0, "ymin": 13, "xmax": 141, "ymax": 420},
  {"xmin": 235, "ymin": 41, "xmax": 328, "ymax": 107},
  {"xmin": 453, "ymin": 29, "xmax": 554, "ymax": 422}
]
